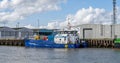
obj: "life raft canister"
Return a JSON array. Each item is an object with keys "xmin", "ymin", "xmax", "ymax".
[
  {"xmin": 34, "ymin": 35, "xmax": 40, "ymax": 40},
  {"xmin": 43, "ymin": 36, "xmax": 48, "ymax": 40}
]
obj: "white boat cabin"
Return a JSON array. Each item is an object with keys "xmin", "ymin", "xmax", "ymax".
[{"xmin": 54, "ymin": 30, "xmax": 79, "ymax": 44}]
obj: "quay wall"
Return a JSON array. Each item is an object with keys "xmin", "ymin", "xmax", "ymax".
[
  {"xmin": 0, "ymin": 39, "xmax": 24, "ymax": 46},
  {"xmin": 80, "ymin": 39, "xmax": 114, "ymax": 48},
  {"xmin": 0, "ymin": 39, "xmax": 115, "ymax": 48}
]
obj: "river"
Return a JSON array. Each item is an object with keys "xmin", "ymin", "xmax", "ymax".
[{"xmin": 0, "ymin": 46, "xmax": 120, "ymax": 63}]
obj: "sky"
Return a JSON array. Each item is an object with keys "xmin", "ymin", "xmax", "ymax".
[{"xmin": 0, "ymin": 0, "xmax": 120, "ymax": 29}]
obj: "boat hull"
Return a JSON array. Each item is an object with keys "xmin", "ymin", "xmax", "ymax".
[{"xmin": 25, "ymin": 40, "xmax": 80, "ymax": 48}]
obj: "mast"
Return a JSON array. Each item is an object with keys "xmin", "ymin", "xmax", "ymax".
[{"xmin": 67, "ymin": 17, "xmax": 71, "ymax": 30}]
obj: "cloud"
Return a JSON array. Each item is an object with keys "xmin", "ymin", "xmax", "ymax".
[
  {"xmin": 39, "ymin": 21, "xmax": 60, "ymax": 29},
  {"xmin": 39, "ymin": 6, "xmax": 117, "ymax": 29},
  {"xmin": 72, "ymin": 7, "xmax": 112, "ymax": 26},
  {"xmin": 0, "ymin": 0, "xmax": 66, "ymax": 22},
  {"xmin": 24, "ymin": 24, "xmax": 35, "ymax": 29},
  {"xmin": 24, "ymin": 21, "xmax": 60, "ymax": 29},
  {"xmin": 24, "ymin": 6, "xmax": 120, "ymax": 29}
]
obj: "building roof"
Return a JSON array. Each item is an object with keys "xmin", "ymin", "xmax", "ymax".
[
  {"xmin": 0, "ymin": 27, "xmax": 15, "ymax": 31},
  {"xmin": 12, "ymin": 27, "xmax": 33, "ymax": 32}
]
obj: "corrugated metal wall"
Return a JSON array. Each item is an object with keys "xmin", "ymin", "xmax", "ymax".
[
  {"xmin": 79, "ymin": 24, "xmax": 120, "ymax": 39},
  {"xmin": 115, "ymin": 24, "xmax": 120, "ymax": 38},
  {"xmin": 79, "ymin": 24, "xmax": 102, "ymax": 39},
  {"xmin": 83, "ymin": 29, "xmax": 93, "ymax": 39},
  {"xmin": 0, "ymin": 27, "xmax": 16, "ymax": 39},
  {"xmin": 101, "ymin": 25, "xmax": 112, "ymax": 39},
  {"xmin": 0, "ymin": 27, "xmax": 33, "ymax": 39}
]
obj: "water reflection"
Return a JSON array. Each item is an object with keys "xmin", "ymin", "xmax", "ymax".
[{"xmin": 0, "ymin": 46, "xmax": 120, "ymax": 63}]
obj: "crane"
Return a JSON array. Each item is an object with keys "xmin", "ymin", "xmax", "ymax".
[{"xmin": 113, "ymin": 0, "xmax": 116, "ymax": 24}]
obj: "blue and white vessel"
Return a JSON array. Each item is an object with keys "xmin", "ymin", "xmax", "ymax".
[
  {"xmin": 25, "ymin": 18, "xmax": 88, "ymax": 48},
  {"xmin": 25, "ymin": 30, "xmax": 81, "ymax": 48}
]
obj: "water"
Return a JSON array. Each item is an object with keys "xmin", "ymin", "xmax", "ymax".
[{"xmin": 0, "ymin": 46, "xmax": 120, "ymax": 63}]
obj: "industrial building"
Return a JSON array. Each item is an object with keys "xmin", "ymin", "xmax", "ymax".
[
  {"xmin": 0, "ymin": 27, "xmax": 33, "ymax": 39},
  {"xmin": 79, "ymin": 24, "xmax": 120, "ymax": 39},
  {"xmin": 0, "ymin": 24, "xmax": 120, "ymax": 40},
  {"xmin": 0, "ymin": 27, "xmax": 16, "ymax": 39},
  {"xmin": 13, "ymin": 27, "xmax": 33, "ymax": 39}
]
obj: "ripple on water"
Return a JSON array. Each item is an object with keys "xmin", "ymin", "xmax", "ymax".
[{"xmin": 0, "ymin": 46, "xmax": 120, "ymax": 63}]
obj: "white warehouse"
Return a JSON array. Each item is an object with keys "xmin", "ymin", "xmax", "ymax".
[{"xmin": 79, "ymin": 24, "xmax": 120, "ymax": 39}]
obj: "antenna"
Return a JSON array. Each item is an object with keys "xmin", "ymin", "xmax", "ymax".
[
  {"xmin": 38, "ymin": 19, "xmax": 39, "ymax": 29},
  {"xmin": 3, "ymin": 22, "xmax": 6, "ymax": 27},
  {"xmin": 17, "ymin": 22, "xmax": 20, "ymax": 28},
  {"xmin": 37, "ymin": 19, "xmax": 40, "ymax": 35}
]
